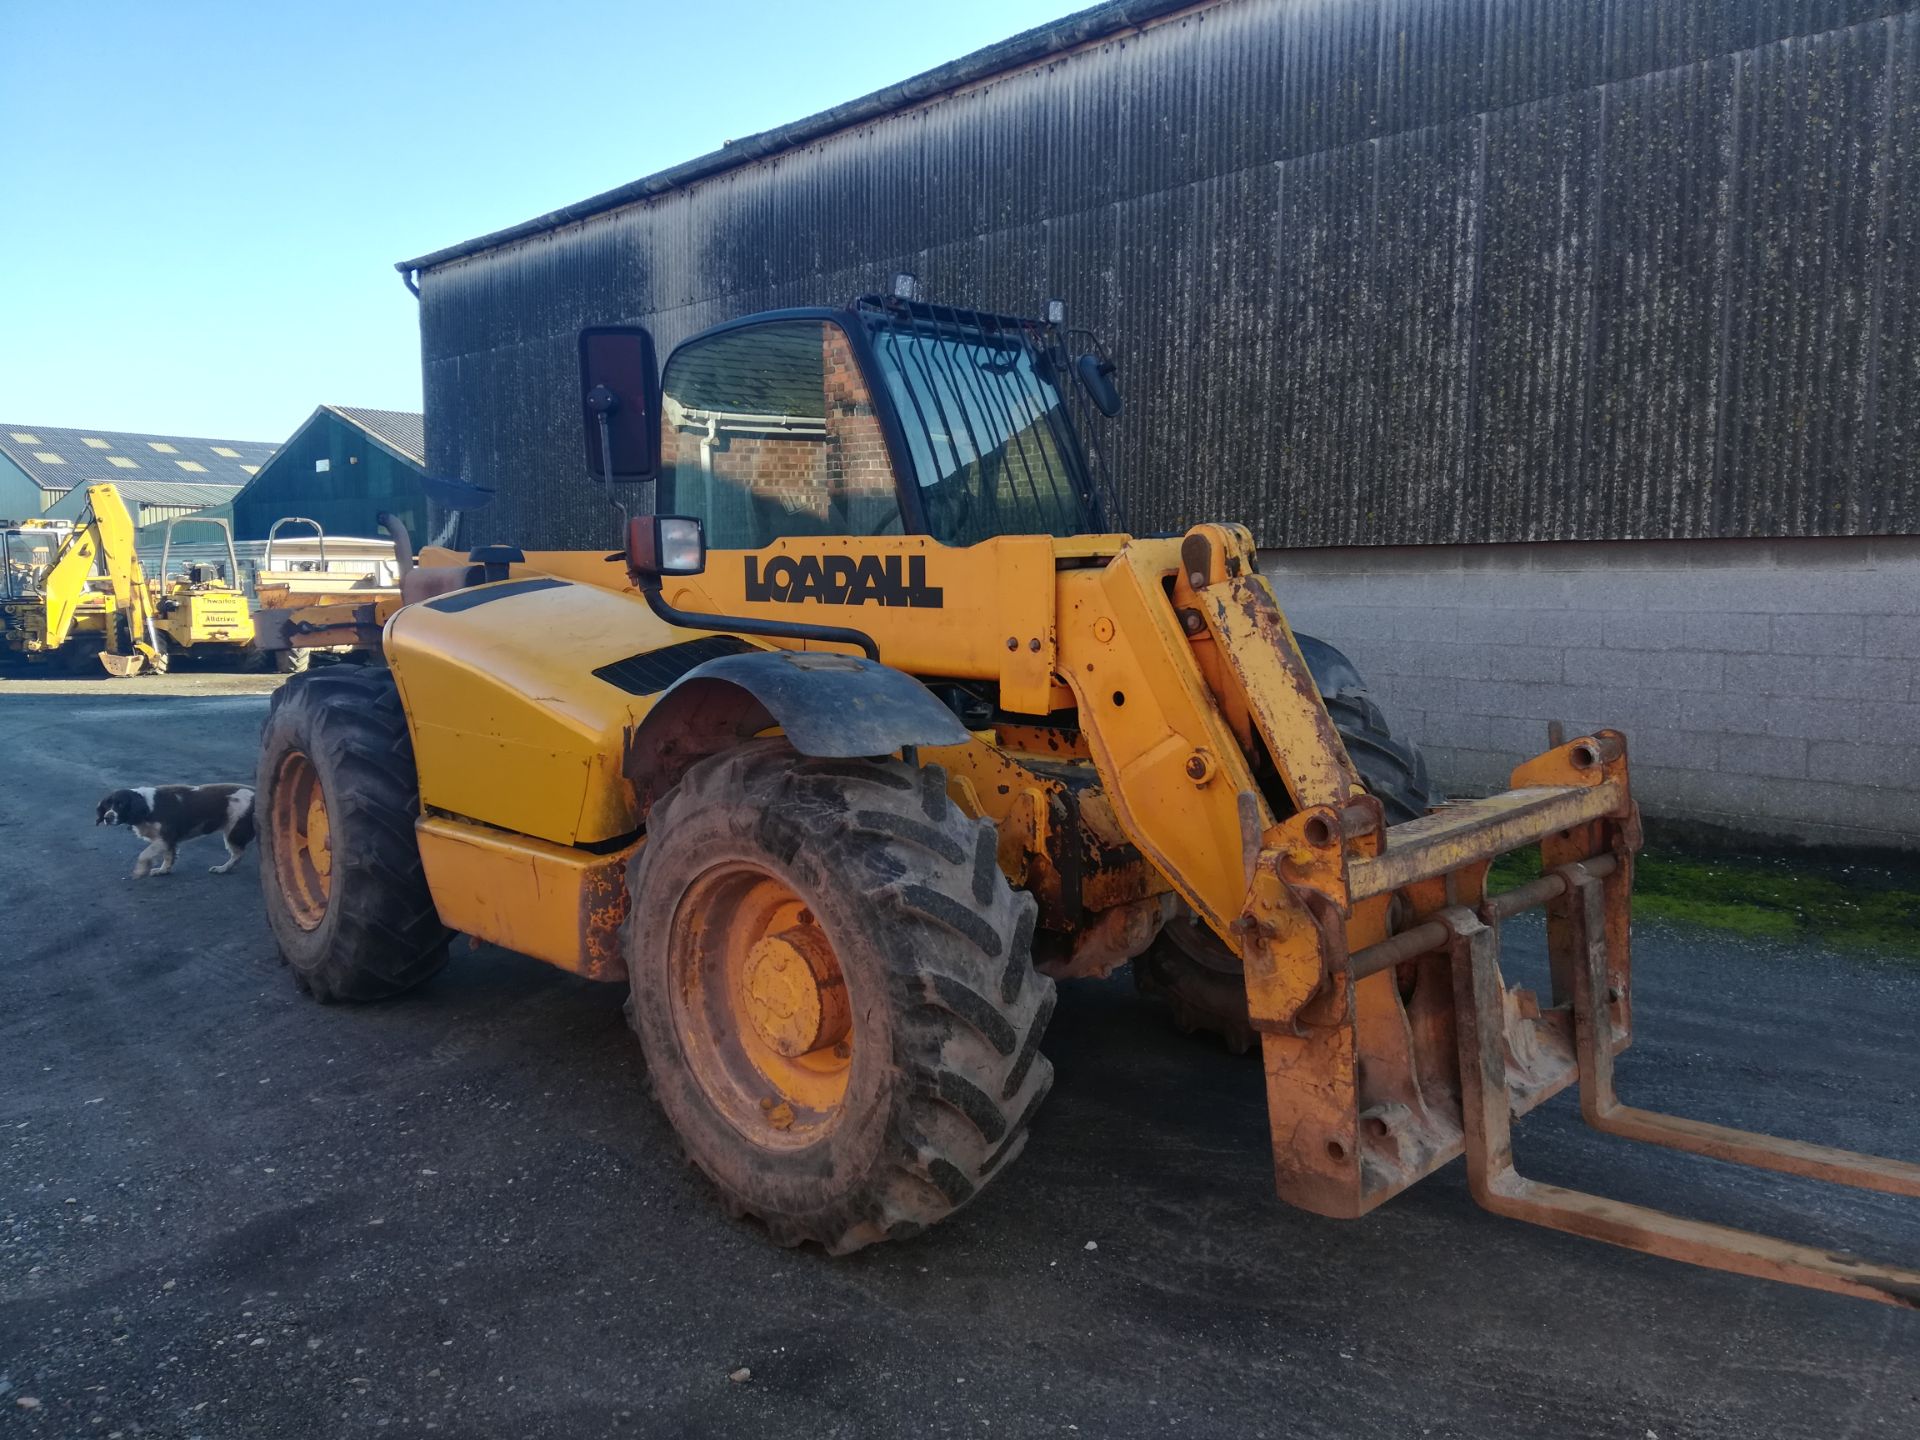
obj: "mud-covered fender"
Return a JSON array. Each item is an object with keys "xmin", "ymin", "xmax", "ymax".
[{"xmin": 625, "ymin": 649, "xmax": 969, "ymax": 813}]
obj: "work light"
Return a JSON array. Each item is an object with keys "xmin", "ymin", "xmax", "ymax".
[{"xmin": 626, "ymin": 514, "xmax": 706, "ymax": 580}]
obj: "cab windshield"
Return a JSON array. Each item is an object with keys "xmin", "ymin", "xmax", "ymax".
[
  {"xmin": 3, "ymin": 528, "xmax": 68, "ymax": 599},
  {"xmin": 862, "ymin": 304, "xmax": 1102, "ymax": 546}
]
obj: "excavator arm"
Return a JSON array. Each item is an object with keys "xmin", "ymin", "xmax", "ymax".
[
  {"xmin": 35, "ymin": 523, "xmax": 104, "ymax": 653},
  {"xmin": 61, "ymin": 484, "xmax": 161, "ymax": 676}
]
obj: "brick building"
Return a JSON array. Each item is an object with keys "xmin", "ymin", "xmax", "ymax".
[{"xmin": 396, "ymin": 0, "xmax": 1920, "ymax": 849}]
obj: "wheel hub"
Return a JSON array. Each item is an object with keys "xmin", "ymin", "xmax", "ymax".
[
  {"xmin": 672, "ymin": 864, "xmax": 857, "ymax": 1146},
  {"xmin": 306, "ymin": 791, "xmax": 332, "ymax": 878},
  {"xmin": 742, "ymin": 925, "xmax": 848, "ymax": 1058},
  {"xmin": 271, "ymin": 749, "xmax": 333, "ymax": 931}
]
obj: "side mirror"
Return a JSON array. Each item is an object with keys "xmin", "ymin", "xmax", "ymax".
[
  {"xmin": 1075, "ymin": 352, "xmax": 1122, "ymax": 418},
  {"xmin": 626, "ymin": 514, "xmax": 705, "ymax": 583},
  {"xmin": 580, "ymin": 326, "xmax": 660, "ymax": 483}
]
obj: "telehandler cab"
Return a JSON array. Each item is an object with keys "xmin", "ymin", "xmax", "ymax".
[{"xmin": 256, "ymin": 290, "xmax": 1918, "ymax": 1303}]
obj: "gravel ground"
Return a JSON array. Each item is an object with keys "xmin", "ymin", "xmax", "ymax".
[{"xmin": 1, "ymin": 690, "xmax": 1915, "ymax": 1439}]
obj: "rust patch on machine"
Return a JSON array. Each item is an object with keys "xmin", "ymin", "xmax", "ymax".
[{"xmin": 579, "ymin": 854, "xmax": 631, "ymax": 981}]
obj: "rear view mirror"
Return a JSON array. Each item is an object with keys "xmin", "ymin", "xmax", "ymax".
[
  {"xmin": 580, "ymin": 326, "xmax": 660, "ymax": 482},
  {"xmin": 1075, "ymin": 352, "xmax": 1122, "ymax": 418}
]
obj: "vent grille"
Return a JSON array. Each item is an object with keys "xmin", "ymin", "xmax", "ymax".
[{"xmin": 593, "ymin": 635, "xmax": 758, "ymax": 695}]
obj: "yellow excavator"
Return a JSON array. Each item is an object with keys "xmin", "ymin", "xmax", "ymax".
[
  {"xmin": 252, "ymin": 293, "xmax": 1918, "ymax": 1305},
  {"xmin": 1, "ymin": 516, "xmax": 98, "ymax": 667},
  {"xmin": 0, "ymin": 484, "xmax": 158, "ymax": 675},
  {"xmin": 0, "ymin": 483, "xmax": 259, "ymax": 676}
]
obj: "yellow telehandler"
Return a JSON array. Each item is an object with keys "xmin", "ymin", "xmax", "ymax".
[{"xmin": 254, "ymin": 294, "xmax": 1917, "ymax": 1304}]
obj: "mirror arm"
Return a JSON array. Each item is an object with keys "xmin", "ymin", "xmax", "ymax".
[
  {"xmin": 632, "ymin": 576, "xmax": 880, "ymax": 662},
  {"xmin": 595, "ymin": 405, "xmax": 629, "ymax": 528}
]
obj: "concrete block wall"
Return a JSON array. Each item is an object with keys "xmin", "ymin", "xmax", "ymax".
[{"xmin": 1261, "ymin": 537, "xmax": 1920, "ymax": 851}]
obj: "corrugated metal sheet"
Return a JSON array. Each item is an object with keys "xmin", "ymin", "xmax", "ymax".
[{"xmin": 413, "ymin": 0, "xmax": 1920, "ymax": 550}]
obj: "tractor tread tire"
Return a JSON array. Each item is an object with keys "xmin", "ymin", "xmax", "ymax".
[
  {"xmin": 257, "ymin": 665, "xmax": 450, "ymax": 1002},
  {"xmin": 1320, "ymin": 690, "xmax": 1434, "ymax": 825},
  {"xmin": 1135, "ymin": 684, "xmax": 1438, "ymax": 1052},
  {"xmin": 624, "ymin": 739, "xmax": 1054, "ymax": 1255},
  {"xmin": 275, "ymin": 647, "xmax": 312, "ymax": 675}
]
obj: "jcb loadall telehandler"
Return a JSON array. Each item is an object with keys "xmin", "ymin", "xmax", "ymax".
[{"xmin": 257, "ymin": 291, "xmax": 1919, "ymax": 1304}]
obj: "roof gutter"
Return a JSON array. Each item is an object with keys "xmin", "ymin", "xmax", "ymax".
[{"xmin": 394, "ymin": 0, "xmax": 1202, "ymax": 284}]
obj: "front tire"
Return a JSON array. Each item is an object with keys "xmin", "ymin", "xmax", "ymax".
[
  {"xmin": 257, "ymin": 665, "xmax": 450, "ymax": 1001},
  {"xmin": 624, "ymin": 740, "xmax": 1055, "ymax": 1253}
]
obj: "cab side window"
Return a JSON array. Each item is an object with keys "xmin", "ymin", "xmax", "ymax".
[{"xmin": 658, "ymin": 320, "xmax": 905, "ymax": 548}]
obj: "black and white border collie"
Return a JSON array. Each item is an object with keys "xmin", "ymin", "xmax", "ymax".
[{"xmin": 95, "ymin": 784, "xmax": 257, "ymax": 879}]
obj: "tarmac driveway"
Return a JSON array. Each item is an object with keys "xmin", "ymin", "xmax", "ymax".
[{"xmin": 1, "ymin": 687, "xmax": 1915, "ymax": 1438}]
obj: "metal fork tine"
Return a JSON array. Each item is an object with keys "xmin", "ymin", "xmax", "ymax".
[
  {"xmin": 1450, "ymin": 916, "xmax": 1920, "ymax": 1310},
  {"xmin": 1565, "ymin": 875, "xmax": 1920, "ymax": 1199}
]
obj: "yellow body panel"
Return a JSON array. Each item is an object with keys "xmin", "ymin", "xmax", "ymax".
[
  {"xmin": 399, "ymin": 531, "xmax": 1318, "ymax": 952},
  {"xmin": 156, "ymin": 583, "xmax": 255, "ymax": 648},
  {"xmin": 385, "ymin": 575, "xmax": 749, "ymax": 845},
  {"xmin": 415, "ymin": 815, "xmax": 636, "ymax": 979}
]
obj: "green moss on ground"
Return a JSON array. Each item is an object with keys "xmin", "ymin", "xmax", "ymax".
[{"xmin": 1485, "ymin": 844, "xmax": 1920, "ymax": 961}]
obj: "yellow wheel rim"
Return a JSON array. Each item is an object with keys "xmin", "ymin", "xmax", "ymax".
[
  {"xmin": 272, "ymin": 749, "xmax": 332, "ymax": 931},
  {"xmin": 670, "ymin": 863, "xmax": 853, "ymax": 1147}
]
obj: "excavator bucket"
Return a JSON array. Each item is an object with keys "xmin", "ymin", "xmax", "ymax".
[
  {"xmin": 1244, "ymin": 728, "xmax": 1920, "ymax": 1307},
  {"xmin": 98, "ymin": 648, "xmax": 146, "ymax": 678}
]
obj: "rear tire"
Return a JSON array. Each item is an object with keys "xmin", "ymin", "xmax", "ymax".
[
  {"xmin": 624, "ymin": 739, "xmax": 1054, "ymax": 1253},
  {"xmin": 1135, "ymin": 685, "xmax": 1439, "ymax": 1051},
  {"xmin": 257, "ymin": 665, "xmax": 450, "ymax": 1002},
  {"xmin": 275, "ymin": 646, "xmax": 311, "ymax": 675},
  {"xmin": 1320, "ymin": 691, "xmax": 1435, "ymax": 824}
]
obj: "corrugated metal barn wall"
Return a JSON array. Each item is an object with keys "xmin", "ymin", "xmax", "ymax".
[{"xmin": 418, "ymin": 0, "xmax": 1920, "ymax": 553}]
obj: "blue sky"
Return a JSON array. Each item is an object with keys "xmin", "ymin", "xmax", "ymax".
[{"xmin": 0, "ymin": 1, "xmax": 1083, "ymax": 443}]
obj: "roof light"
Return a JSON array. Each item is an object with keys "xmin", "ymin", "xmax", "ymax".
[
  {"xmin": 147, "ymin": 441, "xmax": 177, "ymax": 453},
  {"xmin": 33, "ymin": 452, "xmax": 64, "ymax": 464},
  {"xmin": 10, "ymin": 432, "xmax": 40, "ymax": 444},
  {"xmin": 82, "ymin": 437, "xmax": 110, "ymax": 449},
  {"xmin": 108, "ymin": 457, "xmax": 138, "ymax": 469},
  {"xmin": 892, "ymin": 271, "xmax": 921, "ymax": 302},
  {"xmin": 175, "ymin": 460, "xmax": 207, "ymax": 472},
  {"xmin": 1045, "ymin": 298, "xmax": 1066, "ymax": 326},
  {"xmin": 241, "ymin": 464, "xmax": 259, "ymax": 474},
  {"xmin": 211, "ymin": 446, "xmax": 240, "ymax": 458}
]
